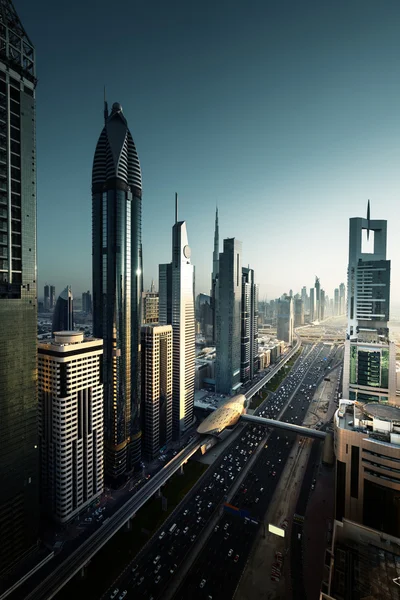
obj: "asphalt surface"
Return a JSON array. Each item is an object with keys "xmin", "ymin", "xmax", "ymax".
[{"xmin": 103, "ymin": 341, "xmax": 338, "ymax": 600}]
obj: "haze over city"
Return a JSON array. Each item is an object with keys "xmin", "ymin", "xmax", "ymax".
[{"xmin": 14, "ymin": 0, "xmax": 400, "ymax": 302}]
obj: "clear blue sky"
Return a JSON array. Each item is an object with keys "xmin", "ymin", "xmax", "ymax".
[{"xmin": 17, "ymin": 0, "xmax": 400, "ymax": 304}]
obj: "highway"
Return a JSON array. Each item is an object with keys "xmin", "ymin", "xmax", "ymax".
[
  {"xmin": 102, "ymin": 341, "xmax": 336, "ymax": 600},
  {"xmin": 7, "ymin": 437, "xmax": 205, "ymax": 600},
  {"xmin": 173, "ymin": 342, "xmax": 335, "ymax": 600}
]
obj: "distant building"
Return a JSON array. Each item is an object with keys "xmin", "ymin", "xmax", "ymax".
[
  {"xmin": 52, "ymin": 286, "xmax": 74, "ymax": 334},
  {"xmin": 241, "ymin": 267, "xmax": 258, "ymax": 383},
  {"xmin": 301, "ymin": 286, "xmax": 308, "ymax": 312},
  {"xmin": 141, "ymin": 325, "xmax": 173, "ymax": 459},
  {"xmin": 216, "ymin": 238, "xmax": 242, "ymax": 394},
  {"xmin": 294, "ymin": 298, "xmax": 304, "ymax": 327},
  {"xmin": 321, "ymin": 518, "xmax": 400, "ymax": 600},
  {"xmin": 44, "ymin": 284, "xmax": 50, "ymax": 310},
  {"xmin": 50, "ymin": 285, "xmax": 56, "ymax": 309},
  {"xmin": 142, "ymin": 291, "xmax": 159, "ymax": 324},
  {"xmin": 277, "ymin": 296, "xmax": 294, "ymax": 345},
  {"xmin": 334, "ymin": 288, "xmax": 339, "ymax": 316},
  {"xmin": 82, "ymin": 290, "xmax": 92, "ymax": 314},
  {"xmin": 196, "ymin": 293, "xmax": 213, "ymax": 342},
  {"xmin": 159, "ymin": 194, "xmax": 195, "ymax": 438},
  {"xmin": 38, "ymin": 332, "xmax": 104, "ymax": 523},
  {"xmin": 339, "ymin": 282, "xmax": 346, "ymax": 315},
  {"xmin": 320, "ymin": 289, "xmax": 325, "ymax": 321},
  {"xmin": 315, "ymin": 276, "xmax": 321, "ymax": 321},
  {"xmin": 310, "ymin": 287, "xmax": 315, "ymax": 321}
]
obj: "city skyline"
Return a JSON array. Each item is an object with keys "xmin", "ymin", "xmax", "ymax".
[{"xmin": 12, "ymin": 0, "xmax": 400, "ymax": 306}]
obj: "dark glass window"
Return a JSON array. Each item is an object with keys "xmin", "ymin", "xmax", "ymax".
[
  {"xmin": 9, "ymin": 84, "xmax": 20, "ymax": 98},
  {"xmin": 10, "ymin": 140, "xmax": 20, "ymax": 154},
  {"xmin": 10, "ymin": 113, "xmax": 19, "ymax": 128},
  {"xmin": 350, "ymin": 446, "xmax": 359, "ymax": 499}
]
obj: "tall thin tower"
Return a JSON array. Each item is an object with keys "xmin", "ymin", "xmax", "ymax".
[
  {"xmin": 0, "ymin": 0, "xmax": 39, "ymax": 581},
  {"xmin": 159, "ymin": 194, "xmax": 195, "ymax": 437},
  {"xmin": 211, "ymin": 207, "xmax": 219, "ymax": 344},
  {"xmin": 92, "ymin": 101, "xmax": 143, "ymax": 481}
]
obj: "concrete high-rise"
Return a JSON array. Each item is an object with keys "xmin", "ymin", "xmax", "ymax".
[
  {"xmin": 159, "ymin": 194, "xmax": 195, "ymax": 437},
  {"xmin": 309, "ymin": 287, "xmax": 315, "ymax": 321},
  {"xmin": 241, "ymin": 267, "xmax": 258, "ymax": 383},
  {"xmin": 92, "ymin": 100, "xmax": 143, "ymax": 480},
  {"xmin": 320, "ymin": 289, "xmax": 325, "ymax": 321},
  {"xmin": 301, "ymin": 286, "xmax": 307, "ymax": 312},
  {"xmin": 141, "ymin": 325, "xmax": 173, "ymax": 459},
  {"xmin": 216, "ymin": 238, "xmax": 242, "ymax": 394},
  {"xmin": 0, "ymin": 2, "xmax": 39, "ymax": 581},
  {"xmin": 210, "ymin": 207, "xmax": 219, "ymax": 344},
  {"xmin": 277, "ymin": 296, "xmax": 294, "ymax": 345},
  {"xmin": 38, "ymin": 332, "xmax": 104, "ymax": 523},
  {"xmin": 52, "ymin": 285, "xmax": 73, "ymax": 333}
]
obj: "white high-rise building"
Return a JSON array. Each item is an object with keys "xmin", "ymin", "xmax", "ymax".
[
  {"xmin": 159, "ymin": 194, "xmax": 195, "ymax": 437},
  {"xmin": 141, "ymin": 325, "xmax": 173, "ymax": 458},
  {"xmin": 38, "ymin": 331, "xmax": 104, "ymax": 523}
]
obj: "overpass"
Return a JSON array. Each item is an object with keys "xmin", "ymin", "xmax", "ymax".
[
  {"xmin": 6, "ymin": 436, "xmax": 206, "ymax": 600},
  {"xmin": 241, "ymin": 414, "xmax": 326, "ymax": 439},
  {"xmin": 9, "ymin": 332, "xmax": 306, "ymax": 600}
]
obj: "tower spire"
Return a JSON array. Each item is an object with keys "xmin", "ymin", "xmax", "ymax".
[
  {"xmin": 367, "ymin": 199, "xmax": 371, "ymax": 240},
  {"xmin": 175, "ymin": 192, "xmax": 178, "ymax": 224},
  {"xmin": 212, "ymin": 205, "xmax": 219, "ymax": 280}
]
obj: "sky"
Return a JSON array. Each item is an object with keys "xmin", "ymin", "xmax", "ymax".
[{"xmin": 16, "ymin": 0, "xmax": 400, "ymax": 305}]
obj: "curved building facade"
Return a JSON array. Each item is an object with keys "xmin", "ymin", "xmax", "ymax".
[
  {"xmin": 52, "ymin": 285, "xmax": 73, "ymax": 333},
  {"xmin": 92, "ymin": 102, "xmax": 142, "ymax": 480}
]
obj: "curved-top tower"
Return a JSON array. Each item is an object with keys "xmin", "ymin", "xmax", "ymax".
[
  {"xmin": 92, "ymin": 101, "xmax": 143, "ymax": 481},
  {"xmin": 52, "ymin": 285, "xmax": 73, "ymax": 334}
]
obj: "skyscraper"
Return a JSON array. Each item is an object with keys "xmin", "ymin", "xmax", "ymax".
[
  {"xmin": 310, "ymin": 287, "xmax": 315, "ymax": 321},
  {"xmin": 44, "ymin": 283, "xmax": 50, "ymax": 310},
  {"xmin": 277, "ymin": 296, "xmax": 294, "ymax": 345},
  {"xmin": 315, "ymin": 276, "xmax": 321, "ymax": 321},
  {"xmin": 334, "ymin": 287, "xmax": 339, "ymax": 316},
  {"xmin": 241, "ymin": 267, "xmax": 258, "ymax": 383},
  {"xmin": 294, "ymin": 298, "xmax": 304, "ymax": 327},
  {"xmin": 216, "ymin": 238, "xmax": 242, "ymax": 394},
  {"xmin": 320, "ymin": 289, "xmax": 325, "ymax": 321},
  {"xmin": 92, "ymin": 101, "xmax": 143, "ymax": 480},
  {"xmin": 142, "ymin": 289, "xmax": 159, "ymax": 324},
  {"xmin": 49, "ymin": 284, "xmax": 55, "ymax": 309},
  {"xmin": 339, "ymin": 282, "xmax": 346, "ymax": 315},
  {"xmin": 210, "ymin": 207, "xmax": 219, "ymax": 344},
  {"xmin": 159, "ymin": 194, "xmax": 195, "ymax": 438},
  {"xmin": 0, "ymin": 1, "xmax": 38, "ymax": 580},
  {"xmin": 342, "ymin": 205, "xmax": 396, "ymax": 404},
  {"xmin": 52, "ymin": 285, "xmax": 73, "ymax": 333},
  {"xmin": 38, "ymin": 332, "xmax": 104, "ymax": 523},
  {"xmin": 82, "ymin": 290, "xmax": 92, "ymax": 314},
  {"xmin": 301, "ymin": 286, "xmax": 307, "ymax": 312},
  {"xmin": 141, "ymin": 325, "xmax": 173, "ymax": 459}
]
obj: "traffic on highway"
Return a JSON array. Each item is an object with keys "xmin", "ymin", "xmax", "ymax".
[{"xmin": 103, "ymin": 341, "xmax": 337, "ymax": 600}]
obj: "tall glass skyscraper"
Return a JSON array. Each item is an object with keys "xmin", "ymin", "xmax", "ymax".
[
  {"xmin": 92, "ymin": 101, "xmax": 143, "ymax": 481},
  {"xmin": 0, "ymin": 0, "xmax": 38, "ymax": 582},
  {"xmin": 52, "ymin": 285, "xmax": 73, "ymax": 333}
]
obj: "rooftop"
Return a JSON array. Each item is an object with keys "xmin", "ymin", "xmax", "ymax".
[
  {"xmin": 197, "ymin": 394, "xmax": 246, "ymax": 435},
  {"xmin": 363, "ymin": 402, "xmax": 400, "ymax": 422}
]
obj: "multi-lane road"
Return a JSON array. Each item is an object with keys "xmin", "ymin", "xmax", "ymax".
[{"xmin": 103, "ymin": 341, "xmax": 337, "ymax": 600}]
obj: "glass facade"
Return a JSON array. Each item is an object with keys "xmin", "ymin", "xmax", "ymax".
[
  {"xmin": 0, "ymin": 3, "xmax": 38, "ymax": 582},
  {"xmin": 92, "ymin": 103, "xmax": 142, "ymax": 481}
]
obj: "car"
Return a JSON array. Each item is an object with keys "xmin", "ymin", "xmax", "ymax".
[
  {"xmin": 200, "ymin": 579, "xmax": 206, "ymax": 589},
  {"xmin": 224, "ymin": 533, "xmax": 229, "ymax": 540},
  {"xmin": 228, "ymin": 548, "xmax": 233, "ymax": 557},
  {"xmin": 234, "ymin": 554, "xmax": 239, "ymax": 562},
  {"xmin": 155, "ymin": 575, "xmax": 161, "ymax": 584},
  {"xmin": 191, "ymin": 534, "xmax": 196, "ymax": 541},
  {"xmin": 153, "ymin": 555, "xmax": 160, "ymax": 565},
  {"xmin": 183, "ymin": 509, "xmax": 188, "ymax": 515},
  {"xmin": 159, "ymin": 531, "xmax": 165, "ymax": 539},
  {"xmin": 224, "ymin": 523, "xmax": 229, "ymax": 530},
  {"xmin": 118, "ymin": 592, "xmax": 127, "ymax": 600},
  {"xmin": 155, "ymin": 564, "xmax": 161, "ymax": 573},
  {"xmin": 214, "ymin": 525, "xmax": 219, "ymax": 532},
  {"xmin": 137, "ymin": 576, "xmax": 144, "ymax": 586},
  {"xmin": 183, "ymin": 526, "xmax": 189, "ymax": 534},
  {"xmin": 110, "ymin": 590, "xmax": 119, "ymax": 600}
]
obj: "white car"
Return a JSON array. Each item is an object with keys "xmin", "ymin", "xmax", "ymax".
[
  {"xmin": 228, "ymin": 549, "xmax": 233, "ymax": 557},
  {"xmin": 200, "ymin": 579, "xmax": 206, "ymax": 589}
]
